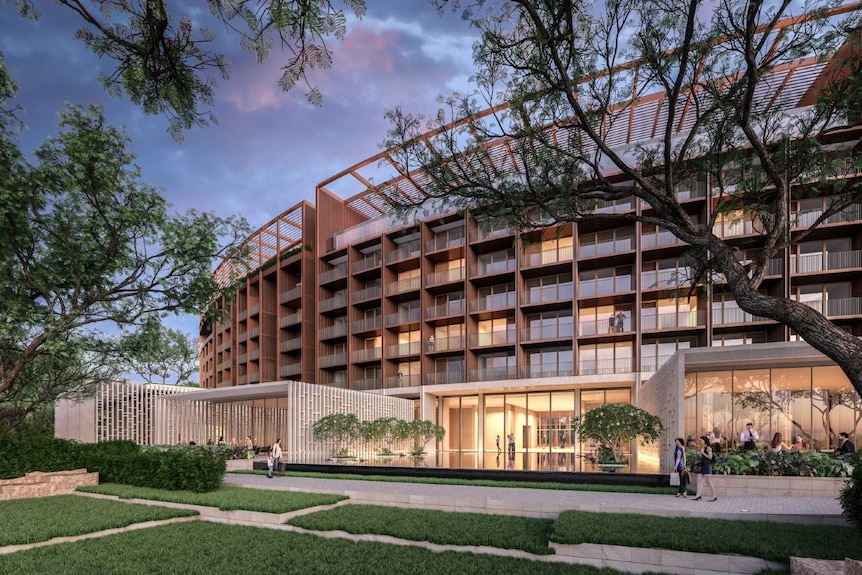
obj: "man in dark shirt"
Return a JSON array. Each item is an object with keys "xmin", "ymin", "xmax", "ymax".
[{"xmin": 836, "ymin": 432, "xmax": 856, "ymax": 456}]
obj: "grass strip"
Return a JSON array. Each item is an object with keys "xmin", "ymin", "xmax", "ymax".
[
  {"xmin": 233, "ymin": 469, "xmax": 677, "ymax": 495},
  {"xmin": 287, "ymin": 503, "xmax": 555, "ymax": 555},
  {"xmin": 78, "ymin": 483, "xmax": 346, "ymax": 513},
  {"xmin": 0, "ymin": 520, "xmax": 618, "ymax": 575},
  {"xmin": 0, "ymin": 495, "xmax": 197, "ymax": 547},
  {"xmin": 551, "ymin": 510, "xmax": 862, "ymax": 563}
]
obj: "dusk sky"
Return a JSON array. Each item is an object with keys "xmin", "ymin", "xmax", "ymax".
[{"xmin": 1, "ymin": 1, "xmax": 478, "ymax": 360}]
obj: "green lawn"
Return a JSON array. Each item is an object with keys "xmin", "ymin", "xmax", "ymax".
[
  {"xmin": 79, "ymin": 483, "xmax": 347, "ymax": 513},
  {"xmin": 551, "ymin": 510, "xmax": 862, "ymax": 563},
  {"xmin": 287, "ymin": 503, "xmax": 555, "ymax": 554},
  {"xmin": 0, "ymin": 495, "xmax": 197, "ymax": 547},
  {"xmin": 0, "ymin": 520, "xmax": 637, "ymax": 575}
]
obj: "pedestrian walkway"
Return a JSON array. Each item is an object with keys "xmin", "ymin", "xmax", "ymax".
[{"xmin": 223, "ymin": 472, "xmax": 847, "ymax": 525}]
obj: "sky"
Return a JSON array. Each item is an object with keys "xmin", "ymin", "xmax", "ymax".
[{"xmin": 0, "ymin": 1, "xmax": 478, "ymax": 366}]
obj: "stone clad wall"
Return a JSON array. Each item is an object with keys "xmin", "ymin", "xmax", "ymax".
[
  {"xmin": 0, "ymin": 469, "xmax": 99, "ymax": 501},
  {"xmin": 638, "ymin": 353, "xmax": 685, "ymax": 473}
]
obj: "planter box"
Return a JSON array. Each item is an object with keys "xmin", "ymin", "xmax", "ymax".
[
  {"xmin": 0, "ymin": 469, "xmax": 99, "ymax": 501},
  {"xmin": 694, "ymin": 475, "xmax": 845, "ymax": 497}
]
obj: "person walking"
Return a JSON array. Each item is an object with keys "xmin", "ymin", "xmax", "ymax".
[
  {"xmin": 496, "ymin": 434, "xmax": 502, "ymax": 453},
  {"xmin": 673, "ymin": 437, "xmax": 688, "ymax": 497},
  {"xmin": 268, "ymin": 438, "xmax": 283, "ymax": 478},
  {"xmin": 692, "ymin": 435, "xmax": 717, "ymax": 502}
]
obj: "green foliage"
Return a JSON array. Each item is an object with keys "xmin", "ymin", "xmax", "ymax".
[
  {"xmin": 572, "ymin": 403, "xmax": 664, "ymax": 464},
  {"xmin": 840, "ymin": 455, "xmax": 862, "ymax": 531},
  {"xmin": 312, "ymin": 413, "xmax": 361, "ymax": 457},
  {"xmin": 712, "ymin": 449, "xmax": 854, "ymax": 477},
  {"xmin": 0, "ymin": 92, "xmax": 248, "ymax": 424},
  {"xmin": 551, "ymin": 510, "xmax": 862, "ymax": 563},
  {"xmin": 360, "ymin": 417, "xmax": 406, "ymax": 454},
  {"xmin": 0, "ymin": 436, "xmax": 224, "ymax": 491},
  {"xmin": 0, "ymin": 495, "xmax": 197, "ymax": 547},
  {"xmin": 117, "ymin": 318, "xmax": 200, "ymax": 384},
  {"xmin": 288, "ymin": 504, "xmax": 555, "ymax": 555},
  {"xmin": 80, "ymin": 483, "xmax": 346, "ymax": 513},
  {"xmin": 406, "ymin": 419, "xmax": 446, "ymax": 455}
]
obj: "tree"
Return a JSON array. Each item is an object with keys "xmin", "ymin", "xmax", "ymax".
[
  {"xmin": 119, "ymin": 319, "xmax": 200, "ymax": 385},
  {"xmin": 382, "ymin": 1, "xmax": 862, "ymax": 395},
  {"xmin": 7, "ymin": 0, "xmax": 367, "ymax": 139},
  {"xmin": 361, "ymin": 416, "xmax": 409, "ymax": 455},
  {"xmin": 406, "ymin": 419, "xmax": 445, "ymax": 456},
  {"xmin": 311, "ymin": 413, "xmax": 361, "ymax": 457},
  {"xmin": 0, "ymin": 62, "xmax": 248, "ymax": 428},
  {"xmin": 573, "ymin": 403, "xmax": 665, "ymax": 464}
]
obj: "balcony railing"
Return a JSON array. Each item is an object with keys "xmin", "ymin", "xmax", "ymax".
[
  {"xmin": 792, "ymin": 203, "xmax": 862, "ymax": 229},
  {"xmin": 470, "ymin": 366, "xmax": 517, "ymax": 381},
  {"xmin": 790, "ymin": 250, "xmax": 862, "ymax": 274},
  {"xmin": 352, "ymin": 377, "xmax": 383, "ymax": 391},
  {"xmin": 641, "ymin": 309, "xmax": 707, "ymax": 330},
  {"xmin": 280, "ymin": 337, "xmax": 302, "ymax": 352},
  {"xmin": 425, "ymin": 267, "xmax": 465, "ymax": 287},
  {"xmin": 592, "ymin": 195, "xmax": 635, "ymax": 214},
  {"xmin": 238, "ymin": 304, "xmax": 259, "ymax": 321},
  {"xmin": 425, "ymin": 232, "xmax": 465, "ymax": 253},
  {"xmin": 641, "ymin": 267, "xmax": 693, "ymax": 290},
  {"xmin": 578, "ymin": 316, "xmax": 635, "ymax": 336},
  {"xmin": 424, "ymin": 371, "xmax": 465, "ymax": 385},
  {"xmin": 521, "ymin": 285, "xmax": 573, "ymax": 305},
  {"xmin": 799, "ymin": 297, "xmax": 862, "ymax": 317},
  {"xmin": 279, "ymin": 312, "xmax": 301, "ymax": 327},
  {"xmin": 578, "ymin": 357, "xmax": 634, "ymax": 375},
  {"xmin": 387, "ymin": 373, "xmax": 421, "ymax": 388},
  {"xmin": 320, "ymin": 352, "xmax": 348, "ymax": 368},
  {"xmin": 470, "ymin": 292, "xmax": 516, "ymax": 313},
  {"xmin": 579, "ymin": 235, "xmax": 633, "ymax": 258},
  {"xmin": 319, "ymin": 323, "xmax": 348, "ymax": 339},
  {"xmin": 351, "ymin": 285, "xmax": 382, "ymax": 303},
  {"xmin": 279, "ymin": 286, "xmax": 302, "ymax": 304},
  {"xmin": 521, "ymin": 245, "xmax": 574, "ymax": 267},
  {"xmin": 319, "ymin": 294, "xmax": 348, "ymax": 312},
  {"xmin": 279, "ymin": 363, "xmax": 302, "ymax": 377},
  {"xmin": 320, "ymin": 263, "xmax": 348, "ymax": 284},
  {"xmin": 520, "ymin": 324, "xmax": 574, "ymax": 341},
  {"xmin": 248, "ymin": 372, "xmax": 260, "ymax": 383},
  {"xmin": 519, "ymin": 362, "xmax": 575, "ymax": 378},
  {"xmin": 352, "ymin": 252, "xmax": 382, "ymax": 274},
  {"xmin": 351, "ymin": 316, "xmax": 382, "ymax": 332},
  {"xmin": 712, "ymin": 308, "xmax": 771, "ymax": 325},
  {"xmin": 470, "ymin": 259, "xmax": 516, "ymax": 277},
  {"xmin": 640, "ymin": 354, "xmax": 674, "ymax": 372},
  {"xmin": 428, "ymin": 335, "xmax": 465, "ymax": 352},
  {"xmin": 578, "ymin": 275, "xmax": 632, "ymax": 297},
  {"xmin": 640, "ymin": 230, "xmax": 682, "ymax": 250},
  {"xmin": 386, "ymin": 276, "xmax": 421, "ymax": 296},
  {"xmin": 424, "ymin": 300, "xmax": 465, "ymax": 320},
  {"xmin": 468, "ymin": 223, "xmax": 517, "ymax": 242},
  {"xmin": 352, "ymin": 347, "xmax": 382, "ymax": 362},
  {"xmin": 385, "ymin": 308, "xmax": 420, "ymax": 326},
  {"xmin": 469, "ymin": 331, "xmax": 516, "ymax": 347},
  {"xmin": 386, "ymin": 341, "xmax": 422, "ymax": 357},
  {"xmin": 386, "ymin": 243, "xmax": 421, "ymax": 264}
]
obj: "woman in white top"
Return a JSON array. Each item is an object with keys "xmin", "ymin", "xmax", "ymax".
[{"xmin": 769, "ymin": 432, "xmax": 789, "ymax": 452}]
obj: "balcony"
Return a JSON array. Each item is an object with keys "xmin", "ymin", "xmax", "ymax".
[
  {"xmin": 468, "ymin": 223, "xmax": 516, "ymax": 243},
  {"xmin": 519, "ymin": 362, "xmax": 574, "ymax": 378},
  {"xmin": 469, "ymin": 330, "xmax": 516, "ymax": 348},
  {"xmin": 280, "ymin": 363, "xmax": 302, "ymax": 377},
  {"xmin": 579, "ymin": 235, "xmax": 634, "ymax": 258},
  {"xmin": 352, "ymin": 347, "xmax": 382, "ymax": 362},
  {"xmin": 238, "ymin": 304, "xmax": 259, "ymax": 321},
  {"xmin": 352, "ymin": 252, "xmax": 382, "ymax": 274},
  {"xmin": 469, "ymin": 293, "xmax": 516, "ymax": 313},
  {"xmin": 424, "ymin": 300, "xmax": 465, "ymax": 320},
  {"xmin": 424, "ymin": 371, "xmax": 465, "ymax": 385},
  {"xmin": 640, "ymin": 355, "xmax": 674, "ymax": 373},
  {"xmin": 387, "ymin": 373, "xmax": 421, "ymax": 388},
  {"xmin": 471, "ymin": 365, "xmax": 517, "ymax": 381},
  {"xmin": 715, "ymin": 218, "xmax": 758, "ymax": 238},
  {"xmin": 320, "ymin": 263, "xmax": 348, "ymax": 284},
  {"xmin": 641, "ymin": 267, "xmax": 693, "ymax": 290},
  {"xmin": 320, "ymin": 352, "xmax": 348, "ymax": 368},
  {"xmin": 386, "ymin": 341, "xmax": 422, "ymax": 357},
  {"xmin": 319, "ymin": 323, "xmax": 348, "ymax": 339},
  {"xmin": 351, "ymin": 285, "xmax": 382, "ymax": 304},
  {"xmin": 279, "ymin": 312, "xmax": 302, "ymax": 328},
  {"xmin": 386, "ymin": 276, "xmax": 421, "ymax": 296},
  {"xmin": 385, "ymin": 308, "xmax": 420, "ymax": 327},
  {"xmin": 280, "ymin": 337, "xmax": 302, "ymax": 352},
  {"xmin": 578, "ymin": 275, "xmax": 632, "ymax": 297},
  {"xmin": 386, "ymin": 243, "xmax": 421, "ymax": 264},
  {"xmin": 521, "ymin": 324, "xmax": 574, "ymax": 341},
  {"xmin": 352, "ymin": 377, "xmax": 383, "ymax": 391},
  {"xmin": 521, "ymin": 245, "xmax": 574, "ymax": 268},
  {"xmin": 791, "ymin": 250, "xmax": 862, "ymax": 274},
  {"xmin": 712, "ymin": 308, "xmax": 771, "ymax": 326},
  {"xmin": 279, "ymin": 286, "xmax": 302, "ymax": 304},
  {"xmin": 427, "ymin": 335, "xmax": 465, "ymax": 353},
  {"xmin": 800, "ymin": 297, "xmax": 862, "ymax": 317},
  {"xmin": 641, "ymin": 309, "xmax": 707, "ymax": 330},
  {"xmin": 521, "ymin": 285, "xmax": 573, "ymax": 306},
  {"xmin": 578, "ymin": 315, "xmax": 636, "ymax": 336},
  {"xmin": 593, "ymin": 195, "xmax": 635, "ymax": 214},
  {"xmin": 578, "ymin": 358, "xmax": 634, "ymax": 375},
  {"xmin": 426, "ymin": 267, "xmax": 465, "ymax": 287},
  {"xmin": 640, "ymin": 230, "xmax": 682, "ymax": 251},
  {"xmin": 469, "ymin": 259, "xmax": 516, "ymax": 277},
  {"xmin": 319, "ymin": 294, "xmax": 348, "ymax": 312},
  {"xmin": 792, "ymin": 203, "xmax": 862, "ymax": 229},
  {"xmin": 247, "ymin": 372, "xmax": 260, "ymax": 383},
  {"xmin": 425, "ymin": 233, "xmax": 465, "ymax": 253},
  {"xmin": 351, "ymin": 316, "xmax": 382, "ymax": 333}
]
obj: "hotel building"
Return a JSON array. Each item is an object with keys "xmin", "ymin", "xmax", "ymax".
[{"xmin": 198, "ymin": 41, "xmax": 862, "ymax": 473}]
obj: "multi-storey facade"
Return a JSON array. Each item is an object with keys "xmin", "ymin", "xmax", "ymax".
[{"xmin": 199, "ymin": 46, "xmax": 862, "ymax": 472}]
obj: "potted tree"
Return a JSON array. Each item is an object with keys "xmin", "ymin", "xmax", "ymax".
[
  {"xmin": 312, "ymin": 413, "xmax": 361, "ymax": 460},
  {"xmin": 573, "ymin": 403, "xmax": 664, "ymax": 472},
  {"xmin": 361, "ymin": 417, "xmax": 407, "ymax": 458},
  {"xmin": 405, "ymin": 419, "xmax": 446, "ymax": 457}
]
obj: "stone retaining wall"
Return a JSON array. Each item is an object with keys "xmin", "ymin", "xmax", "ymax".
[
  {"xmin": 0, "ymin": 469, "xmax": 99, "ymax": 501},
  {"xmin": 695, "ymin": 475, "xmax": 846, "ymax": 497}
]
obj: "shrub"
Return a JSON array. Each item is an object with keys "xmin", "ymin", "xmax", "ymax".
[
  {"xmin": 840, "ymin": 454, "xmax": 862, "ymax": 532},
  {"xmin": 713, "ymin": 449, "xmax": 854, "ymax": 477}
]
